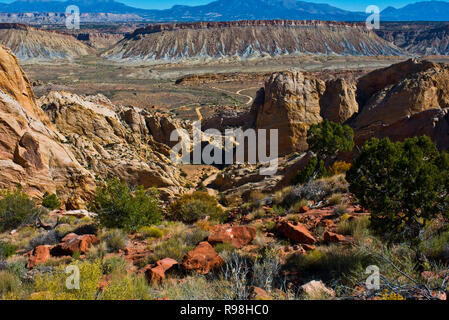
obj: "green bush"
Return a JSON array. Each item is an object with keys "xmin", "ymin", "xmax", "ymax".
[
  {"xmin": 41, "ymin": 192, "xmax": 62, "ymax": 210},
  {"xmin": 0, "ymin": 271, "xmax": 21, "ymax": 298},
  {"xmin": 102, "ymin": 229, "xmax": 128, "ymax": 253},
  {"xmin": 307, "ymin": 120, "xmax": 354, "ymax": 158},
  {"xmin": 90, "ymin": 178, "xmax": 162, "ymax": 232},
  {"xmin": 0, "ymin": 188, "xmax": 41, "ymax": 232},
  {"xmin": 293, "ymin": 157, "xmax": 326, "ymax": 185},
  {"xmin": 167, "ymin": 192, "xmax": 224, "ymax": 224},
  {"xmin": 99, "ymin": 274, "xmax": 149, "ymax": 300},
  {"xmin": 138, "ymin": 226, "xmax": 163, "ymax": 239},
  {"xmin": 347, "ymin": 136, "xmax": 449, "ymax": 242},
  {"xmin": 419, "ymin": 229, "xmax": 449, "ymax": 261},
  {"xmin": 0, "ymin": 242, "xmax": 17, "ymax": 260},
  {"xmin": 102, "ymin": 256, "xmax": 129, "ymax": 275}
]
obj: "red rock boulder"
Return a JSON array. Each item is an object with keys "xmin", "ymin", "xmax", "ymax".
[
  {"xmin": 27, "ymin": 245, "xmax": 51, "ymax": 268},
  {"xmin": 323, "ymin": 231, "xmax": 350, "ymax": 243},
  {"xmin": 208, "ymin": 225, "xmax": 257, "ymax": 249},
  {"xmin": 51, "ymin": 233, "xmax": 98, "ymax": 256},
  {"xmin": 145, "ymin": 258, "xmax": 178, "ymax": 284},
  {"xmin": 181, "ymin": 242, "xmax": 224, "ymax": 274},
  {"xmin": 276, "ymin": 221, "xmax": 316, "ymax": 245}
]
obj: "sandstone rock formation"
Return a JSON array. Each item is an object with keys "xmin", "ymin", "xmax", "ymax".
[
  {"xmin": 0, "ymin": 45, "xmax": 95, "ymax": 208},
  {"xmin": 39, "ymin": 91, "xmax": 185, "ymax": 199},
  {"xmin": 253, "ymin": 71, "xmax": 358, "ymax": 155},
  {"xmin": 27, "ymin": 245, "xmax": 51, "ymax": 268},
  {"xmin": 353, "ymin": 59, "xmax": 449, "ymax": 148}
]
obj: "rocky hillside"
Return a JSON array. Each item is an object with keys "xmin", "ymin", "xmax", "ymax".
[
  {"xmin": 376, "ymin": 22, "xmax": 449, "ymax": 56},
  {"xmin": 0, "ymin": 44, "xmax": 186, "ymax": 210},
  {"xmin": 0, "ymin": 24, "xmax": 91, "ymax": 61},
  {"xmin": 102, "ymin": 20, "xmax": 403, "ymax": 64},
  {"xmin": 39, "ymin": 92, "xmax": 186, "ymax": 199}
]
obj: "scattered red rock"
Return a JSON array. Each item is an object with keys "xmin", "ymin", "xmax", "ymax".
[
  {"xmin": 51, "ymin": 233, "xmax": 98, "ymax": 256},
  {"xmin": 124, "ymin": 246, "xmax": 152, "ymax": 266},
  {"xmin": 208, "ymin": 225, "xmax": 256, "ymax": 249},
  {"xmin": 302, "ymin": 244, "xmax": 316, "ymax": 251},
  {"xmin": 181, "ymin": 242, "xmax": 225, "ymax": 274},
  {"xmin": 276, "ymin": 220, "xmax": 316, "ymax": 245},
  {"xmin": 323, "ymin": 231, "xmax": 350, "ymax": 243},
  {"xmin": 27, "ymin": 245, "xmax": 51, "ymax": 268},
  {"xmin": 145, "ymin": 258, "xmax": 178, "ymax": 284},
  {"xmin": 299, "ymin": 206, "xmax": 309, "ymax": 213}
]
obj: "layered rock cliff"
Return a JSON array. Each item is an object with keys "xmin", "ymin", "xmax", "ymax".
[
  {"xmin": 102, "ymin": 20, "xmax": 403, "ymax": 64},
  {"xmin": 0, "ymin": 23, "xmax": 91, "ymax": 61}
]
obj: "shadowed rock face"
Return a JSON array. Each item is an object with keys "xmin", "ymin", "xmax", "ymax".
[
  {"xmin": 102, "ymin": 20, "xmax": 402, "ymax": 64},
  {"xmin": 0, "ymin": 44, "xmax": 95, "ymax": 208}
]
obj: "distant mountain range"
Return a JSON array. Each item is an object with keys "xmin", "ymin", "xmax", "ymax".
[{"xmin": 0, "ymin": 0, "xmax": 449, "ymax": 22}]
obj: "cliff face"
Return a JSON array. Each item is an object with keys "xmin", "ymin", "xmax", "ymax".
[
  {"xmin": 0, "ymin": 45, "xmax": 95, "ymax": 208},
  {"xmin": 102, "ymin": 20, "xmax": 403, "ymax": 63},
  {"xmin": 376, "ymin": 22, "xmax": 449, "ymax": 56},
  {"xmin": 0, "ymin": 23, "xmax": 91, "ymax": 61},
  {"xmin": 39, "ymin": 91, "xmax": 186, "ymax": 200},
  {"xmin": 251, "ymin": 58, "xmax": 449, "ymax": 155}
]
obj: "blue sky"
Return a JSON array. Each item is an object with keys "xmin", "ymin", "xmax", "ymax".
[
  {"xmin": 0, "ymin": 0, "xmax": 444, "ymax": 11},
  {"xmin": 119, "ymin": 0, "xmax": 443, "ymax": 11}
]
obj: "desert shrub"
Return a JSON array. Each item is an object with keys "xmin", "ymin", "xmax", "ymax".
[
  {"xmin": 251, "ymin": 248, "xmax": 282, "ymax": 291},
  {"xmin": 289, "ymin": 199, "xmax": 309, "ymax": 213},
  {"xmin": 99, "ymin": 274, "xmax": 149, "ymax": 300},
  {"xmin": 327, "ymin": 161, "xmax": 352, "ymax": 177},
  {"xmin": 31, "ymin": 260, "xmax": 103, "ymax": 300},
  {"xmin": 90, "ymin": 178, "xmax": 161, "ymax": 233},
  {"xmin": 214, "ymin": 243, "xmax": 237, "ymax": 254},
  {"xmin": 0, "ymin": 188, "xmax": 41, "ymax": 232},
  {"xmin": 337, "ymin": 216, "xmax": 371, "ymax": 242},
  {"xmin": 419, "ymin": 229, "xmax": 449, "ymax": 261},
  {"xmin": 154, "ymin": 275, "xmax": 233, "ymax": 300},
  {"xmin": 346, "ymin": 136, "xmax": 449, "ymax": 242},
  {"xmin": 307, "ymin": 120, "xmax": 355, "ymax": 158},
  {"xmin": 152, "ymin": 228, "xmax": 208, "ymax": 263},
  {"xmin": 5, "ymin": 258, "xmax": 27, "ymax": 278},
  {"xmin": 138, "ymin": 226, "xmax": 163, "ymax": 239},
  {"xmin": 0, "ymin": 271, "xmax": 21, "ymax": 297},
  {"xmin": 0, "ymin": 242, "xmax": 17, "ymax": 260},
  {"xmin": 333, "ymin": 203, "xmax": 348, "ymax": 216},
  {"xmin": 41, "ymin": 192, "xmax": 61, "ymax": 210},
  {"xmin": 293, "ymin": 157, "xmax": 326, "ymax": 185},
  {"xmin": 102, "ymin": 229, "xmax": 128, "ymax": 253},
  {"xmin": 284, "ymin": 246, "xmax": 374, "ymax": 285},
  {"xmin": 27, "ymin": 230, "xmax": 61, "ymax": 251},
  {"xmin": 289, "ymin": 175, "xmax": 348, "ymax": 202},
  {"xmin": 102, "ymin": 256, "xmax": 129, "ymax": 275},
  {"xmin": 167, "ymin": 192, "xmax": 224, "ymax": 224},
  {"xmin": 270, "ymin": 204, "xmax": 287, "ymax": 217},
  {"xmin": 327, "ymin": 193, "xmax": 343, "ymax": 206}
]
